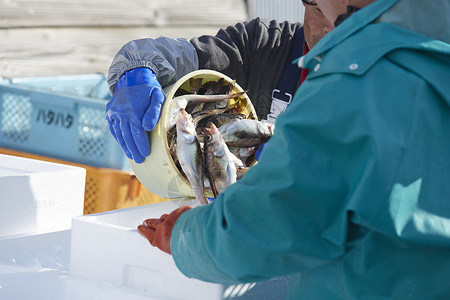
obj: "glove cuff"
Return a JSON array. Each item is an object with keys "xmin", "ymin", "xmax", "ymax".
[{"xmin": 115, "ymin": 67, "xmax": 156, "ymax": 90}]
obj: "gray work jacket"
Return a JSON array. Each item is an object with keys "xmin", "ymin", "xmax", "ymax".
[{"xmin": 108, "ymin": 18, "xmax": 304, "ymax": 120}]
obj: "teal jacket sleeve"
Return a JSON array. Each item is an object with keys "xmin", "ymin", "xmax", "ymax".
[{"xmin": 170, "ymin": 75, "xmax": 373, "ymax": 283}]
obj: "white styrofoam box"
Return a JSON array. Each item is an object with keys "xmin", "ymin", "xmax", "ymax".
[
  {"xmin": 0, "ymin": 154, "xmax": 85, "ymax": 238},
  {"xmin": 0, "ymin": 230, "xmax": 160, "ymax": 300},
  {"xmin": 0, "ymin": 266, "xmax": 161, "ymax": 300},
  {"xmin": 0, "ymin": 230, "xmax": 71, "ymax": 272},
  {"xmin": 70, "ymin": 200, "xmax": 289, "ymax": 300}
]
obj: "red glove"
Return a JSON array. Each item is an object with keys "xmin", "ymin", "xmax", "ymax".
[{"xmin": 138, "ymin": 205, "xmax": 193, "ymax": 254}]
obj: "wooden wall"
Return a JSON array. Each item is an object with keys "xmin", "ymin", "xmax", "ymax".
[{"xmin": 0, "ymin": 0, "xmax": 248, "ymax": 79}]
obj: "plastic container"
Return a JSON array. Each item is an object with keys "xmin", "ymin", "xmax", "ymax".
[
  {"xmin": 130, "ymin": 70, "xmax": 257, "ymax": 199},
  {"xmin": 0, "ymin": 268, "xmax": 158, "ymax": 300},
  {"xmin": 0, "ymin": 74, "xmax": 129, "ymax": 170},
  {"xmin": 82, "ymin": 164, "xmax": 169, "ymax": 214},
  {"xmin": 6, "ymin": 74, "xmax": 111, "ymax": 100},
  {"xmin": 70, "ymin": 201, "xmax": 289, "ymax": 300},
  {"xmin": 0, "ymin": 227, "xmax": 157, "ymax": 300},
  {"xmin": 0, "ymin": 147, "xmax": 168, "ymax": 215},
  {"xmin": 0, "ymin": 154, "xmax": 85, "ymax": 238}
]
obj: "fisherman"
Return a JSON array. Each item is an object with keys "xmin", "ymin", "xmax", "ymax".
[
  {"xmin": 105, "ymin": 1, "xmax": 333, "ymax": 163},
  {"xmin": 137, "ymin": 0, "xmax": 450, "ymax": 299}
]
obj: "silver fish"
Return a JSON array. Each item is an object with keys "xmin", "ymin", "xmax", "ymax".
[
  {"xmin": 218, "ymin": 119, "xmax": 275, "ymax": 147},
  {"xmin": 236, "ymin": 166, "xmax": 249, "ymax": 180},
  {"xmin": 175, "ymin": 108, "xmax": 208, "ymax": 205},
  {"xmin": 195, "ymin": 112, "xmax": 246, "ymax": 130},
  {"xmin": 203, "ymin": 122, "xmax": 242, "ymax": 197},
  {"xmin": 168, "ymin": 92, "xmax": 246, "ymax": 129},
  {"xmin": 228, "ymin": 146, "xmax": 257, "ymax": 166}
]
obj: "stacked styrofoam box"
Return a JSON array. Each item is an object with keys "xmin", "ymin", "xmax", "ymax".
[
  {"xmin": 0, "ymin": 230, "xmax": 71, "ymax": 270},
  {"xmin": 70, "ymin": 200, "xmax": 289, "ymax": 300},
  {"xmin": 0, "ymin": 230, "xmax": 71, "ymax": 299},
  {"xmin": 0, "ymin": 265, "xmax": 160, "ymax": 300},
  {"xmin": 0, "ymin": 154, "xmax": 161, "ymax": 299},
  {"xmin": 0, "ymin": 229, "xmax": 163, "ymax": 300},
  {"xmin": 0, "ymin": 154, "xmax": 86, "ymax": 238}
]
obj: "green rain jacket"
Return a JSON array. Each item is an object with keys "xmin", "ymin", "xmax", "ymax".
[{"xmin": 171, "ymin": 0, "xmax": 450, "ymax": 299}]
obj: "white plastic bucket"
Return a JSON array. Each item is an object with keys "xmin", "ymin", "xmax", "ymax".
[{"xmin": 129, "ymin": 70, "xmax": 257, "ymax": 199}]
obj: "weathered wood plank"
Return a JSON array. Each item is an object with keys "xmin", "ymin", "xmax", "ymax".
[
  {"xmin": 0, "ymin": 0, "xmax": 158, "ymax": 27},
  {"xmin": 0, "ymin": 26, "xmax": 226, "ymax": 78},
  {"xmin": 0, "ymin": 0, "xmax": 248, "ymax": 78},
  {"xmin": 158, "ymin": 0, "xmax": 248, "ymax": 26},
  {"xmin": 0, "ymin": 0, "xmax": 247, "ymax": 28}
]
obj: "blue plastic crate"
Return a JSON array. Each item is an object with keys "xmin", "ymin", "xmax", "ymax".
[
  {"xmin": 0, "ymin": 74, "xmax": 129, "ymax": 170},
  {"xmin": 8, "ymin": 74, "xmax": 111, "ymax": 100}
]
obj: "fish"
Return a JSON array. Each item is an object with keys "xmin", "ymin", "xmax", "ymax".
[
  {"xmin": 198, "ymin": 78, "xmax": 233, "ymax": 96},
  {"xmin": 193, "ymin": 108, "xmax": 243, "ymax": 140},
  {"xmin": 167, "ymin": 78, "xmax": 266, "ymax": 203},
  {"xmin": 218, "ymin": 119, "xmax": 275, "ymax": 147},
  {"xmin": 175, "ymin": 108, "xmax": 208, "ymax": 205},
  {"xmin": 195, "ymin": 112, "xmax": 246, "ymax": 131},
  {"xmin": 236, "ymin": 166, "xmax": 249, "ymax": 180},
  {"xmin": 201, "ymin": 79, "xmax": 236, "ymax": 110},
  {"xmin": 228, "ymin": 145, "xmax": 257, "ymax": 166},
  {"xmin": 203, "ymin": 122, "xmax": 242, "ymax": 197},
  {"xmin": 192, "ymin": 105, "xmax": 238, "ymax": 125},
  {"xmin": 167, "ymin": 92, "xmax": 246, "ymax": 129}
]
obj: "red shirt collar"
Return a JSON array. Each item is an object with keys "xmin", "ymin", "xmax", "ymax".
[{"xmin": 301, "ymin": 44, "xmax": 310, "ymax": 83}]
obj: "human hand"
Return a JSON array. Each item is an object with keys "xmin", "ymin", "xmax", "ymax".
[
  {"xmin": 105, "ymin": 67, "xmax": 166, "ymax": 163},
  {"xmin": 137, "ymin": 205, "xmax": 193, "ymax": 254}
]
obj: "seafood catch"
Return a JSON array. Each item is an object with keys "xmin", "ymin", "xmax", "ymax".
[
  {"xmin": 175, "ymin": 108, "xmax": 208, "ymax": 205},
  {"xmin": 204, "ymin": 122, "xmax": 243, "ymax": 198},
  {"xmin": 218, "ymin": 119, "xmax": 275, "ymax": 147},
  {"xmin": 167, "ymin": 92, "xmax": 245, "ymax": 129},
  {"xmin": 169, "ymin": 77, "xmax": 274, "ymax": 204}
]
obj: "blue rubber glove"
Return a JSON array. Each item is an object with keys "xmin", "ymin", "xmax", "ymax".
[
  {"xmin": 254, "ymin": 143, "xmax": 267, "ymax": 161},
  {"xmin": 105, "ymin": 67, "xmax": 165, "ymax": 163}
]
